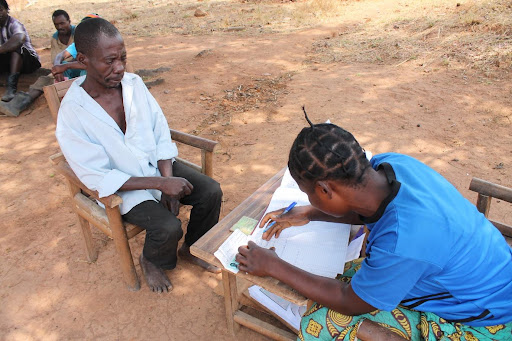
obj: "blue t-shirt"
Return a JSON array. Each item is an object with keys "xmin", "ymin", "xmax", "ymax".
[
  {"xmin": 65, "ymin": 42, "xmax": 77, "ymax": 59},
  {"xmin": 351, "ymin": 153, "xmax": 512, "ymax": 326}
]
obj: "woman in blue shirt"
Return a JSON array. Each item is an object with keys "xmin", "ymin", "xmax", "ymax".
[{"xmin": 236, "ymin": 112, "xmax": 512, "ymax": 340}]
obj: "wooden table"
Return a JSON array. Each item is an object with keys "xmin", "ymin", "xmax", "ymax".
[{"xmin": 191, "ymin": 168, "xmax": 306, "ymax": 340}]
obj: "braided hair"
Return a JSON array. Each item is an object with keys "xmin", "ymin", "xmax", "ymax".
[{"xmin": 288, "ymin": 107, "xmax": 371, "ymax": 188}]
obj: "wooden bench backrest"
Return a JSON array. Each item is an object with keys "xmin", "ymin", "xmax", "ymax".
[
  {"xmin": 469, "ymin": 178, "xmax": 512, "ymax": 244},
  {"xmin": 43, "ymin": 78, "xmax": 76, "ymax": 123}
]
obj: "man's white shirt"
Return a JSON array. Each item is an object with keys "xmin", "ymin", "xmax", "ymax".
[{"xmin": 55, "ymin": 73, "xmax": 178, "ymax": 214}]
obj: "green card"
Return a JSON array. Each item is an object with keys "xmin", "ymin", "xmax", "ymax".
[{"xmin": 229, "ymin": 216, "xmax": 258, "ymax": 235}]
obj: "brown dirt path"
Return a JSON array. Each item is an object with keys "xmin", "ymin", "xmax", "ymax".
[{"xmin": 1, "ymin": 17, "xmax": 511, "ymax": 341}]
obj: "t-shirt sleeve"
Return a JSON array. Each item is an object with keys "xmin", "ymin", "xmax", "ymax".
[
  {"xmin": 350, "ymin": 246, "xmax": 435, "ymax": 311},
  {"xmin": 65, "ymin": 43, "xmax": 77, "ymax": 59},
  {"xmin": 8, "ymin": 20, "xmax": 24, "ymax": 36}
]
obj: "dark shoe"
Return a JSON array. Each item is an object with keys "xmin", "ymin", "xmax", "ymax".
[
  {"xmin": 2, "ymin": 72, "xmax": 20, "ymax": 102},
  {"xmin": 0, "ymin": 92, "xmax": 32, "ymax": 117}
]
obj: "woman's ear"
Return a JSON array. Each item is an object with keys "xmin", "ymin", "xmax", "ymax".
[{"xmin": 316, "ymin": 181, "xmax": 333, "ymax": 199}]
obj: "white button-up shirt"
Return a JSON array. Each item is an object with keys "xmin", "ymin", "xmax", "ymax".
[{"xmin": 55, "ymin": 73, "xmax": 179, "ymax": 214}]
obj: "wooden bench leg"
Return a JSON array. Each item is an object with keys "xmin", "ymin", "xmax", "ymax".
[
  {"xmin": 222, "ymin": 270, "xmax": 240, "ymax": 335},
  {"xmin": 66, "ymin": 180, "xmax": 98, "ymax": 263},
  {"xmin": 77, "ymin": 215, "xmax": 98, "ymax": 262},
  {"xmin": 106, "ymin": 207, "xmax": 140, "ymax": 291}
]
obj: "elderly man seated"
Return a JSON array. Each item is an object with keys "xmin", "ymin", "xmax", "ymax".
[{"xmin": 55, "ymin": 18, "xmax": 223, "ymax": 293}]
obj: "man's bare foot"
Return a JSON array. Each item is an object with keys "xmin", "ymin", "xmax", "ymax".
[
  {"xmin": 139, "ymin": 255, "xmax": 173, "ymax": 293},
  {"xmin": 178, "ymin": 244, "xmax": 221, "ymax": 274}
]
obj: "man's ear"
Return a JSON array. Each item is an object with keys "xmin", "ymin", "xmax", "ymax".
[{"xmin": 77, "ymin": 52, "xmax": 87, "ymax": 66}]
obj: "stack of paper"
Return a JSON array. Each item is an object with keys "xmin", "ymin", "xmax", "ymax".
[{"xmin": 248, "ymin": 285, "xmax": 307, "ymax": 331}]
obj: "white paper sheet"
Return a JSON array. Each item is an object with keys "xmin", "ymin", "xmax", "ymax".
[
  {"xmin": 250, "ymin": 186, "xmax": 351, "ymax": 278},
  {"xmin": 213, "ymin": 229, "xmax": 247, "ymax": 273},
  {"xmin": 346, "ymin": 233, "xmax": 365, "ymax": 263},
  {"xmin": 248, "ymin": 285, "xmax": 307, "ymax": 331}
]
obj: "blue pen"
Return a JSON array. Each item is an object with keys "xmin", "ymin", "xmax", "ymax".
[{"xmin": 263, "ymin": 201, "xmax": 297, "ymax": 233}]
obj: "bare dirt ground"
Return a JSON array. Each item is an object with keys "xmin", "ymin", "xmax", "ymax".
[{"xmin": 1, "ymin": 0, "xmax": 511, "ymax": 339}]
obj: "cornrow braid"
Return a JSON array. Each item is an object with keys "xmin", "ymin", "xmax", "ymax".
[{"xmin": 288, "ymin": 107, "xmax": 371, "ymax": 187}]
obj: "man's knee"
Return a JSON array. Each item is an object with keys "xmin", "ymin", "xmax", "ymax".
[
  {"xmin": 203, "ymin": 178, "xmax": 223, "ymax": 203},
  {"xmin": 148, "ymin": 215, "xmax": 183, "ymax": 245},
  {"xmin": 209, "ymin": 180, "xmax": 223, "ymax": 201}
]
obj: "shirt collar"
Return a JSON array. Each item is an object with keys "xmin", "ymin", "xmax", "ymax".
[
  {"xmin": 66, "ymin": 73, "xmax": 136, "ymax": 132},
  {"xmin": 360, "ymin": 162, "xmax": 401, "ymax": 224}
]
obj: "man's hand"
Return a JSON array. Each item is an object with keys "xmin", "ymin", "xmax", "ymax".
[
  {"xmin": 159, "ymin": 177, "xmax": 193, "ymax": 200},
  {"xmin": 51, "ymin": 64, "xmax": 67, "ymax": 82},
  {"xmin": 236, "ymin": 241, "xmax": 280, "ymax": 277},
  {"xmin": 259, "ymin": 205, "xmax": 312, "ymax": 240},
  {"xmin": 160, "ymin": 193, "xmax": 180, "ymax": 215}
]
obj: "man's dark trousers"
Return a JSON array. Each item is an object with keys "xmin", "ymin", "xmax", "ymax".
[{"xmin": 123, "ymin": 162, "xmax": 222, "ymax": 270}]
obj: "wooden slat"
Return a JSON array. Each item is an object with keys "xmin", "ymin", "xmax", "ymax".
[
  {"xmin": 73, "ymin": 193, "xmax": 143, "ymax": 240},
  {"xmin": 126, "ymin": 224, "xmax": 144, "ymax": 239},
  {"xmin": 56, "ymin": 160, "xmax": 123, "ymax": 208},
  {"xmin": 73, "ymin": 193, "xmax": 113, "ymax": 238},
  {"xmin": 170, "ymin": 128, "xmax": 217, "ymax": 152},
  {"xmin": 105, "ymin": 204, "xmax": 140, "ymax": 291},
  {"xmin": 67, "ymin": 181, "xmax": 98, "ymax": 262},
  {"xmin": 476, "ymin": 194, "xmax": 491, "ymax": 216},
  {"xmin": 43, "ymin": 84, "xmax": 60, "ymax": 123},
  {"xmin": 223, "ymin": 270, "xmax": 241, "ymax": 335},
  {"xmin": 489, "ymin": 220, "xmax": 512, "ymax": 238},
  {"xmin": 49, "ymin": 152, "xmax": 65, "ymax": 164},
  {"xmin": 175, "ymin": 157, "xmax": 202, "ymax": 174},
  {"xmin": 470, "ymin": 178, "xmax": 512, "ymax": 202},
  {"xmin": 43, "ymin": 78, "xmax": 75, "ymax": 123},
  {"xmin": 233, "ymin": 311, "xmax": 296, "ymax": 341},
  {"xmin": 202, "ymin": 149, "xmax": 213, "ymax": 178}
]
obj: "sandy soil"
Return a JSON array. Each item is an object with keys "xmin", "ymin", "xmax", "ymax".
[{"xmin": 1, "ymin": 0, "xmax": 511, "ymax": 340}]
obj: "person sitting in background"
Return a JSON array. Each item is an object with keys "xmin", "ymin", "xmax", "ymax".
[
  {"xmin": 50, "ymin": 9, "xmax": 75, "ymax": 63},
  {"xmin": 0, "ymin": 0, "xmax": 40, "ymax": 102},
  {"xmin": 52, "ymin": 13, "xmax": 100, "ymax": 82},
  {"xmin": 0, "ymin": 7, "xmax": 75, "ymax": 117}
]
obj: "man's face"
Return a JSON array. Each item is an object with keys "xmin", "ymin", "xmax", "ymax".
[
  {"xmin": 53, "ymin": 15, "xmax": 71, "ymax": 35},
  {"xmin": 0, "ymin": 5, "xmax": 8, "ymax": 27},
  {"xmin": 83, "ymin": 33, "xmax": 127, "ymax": 89}
]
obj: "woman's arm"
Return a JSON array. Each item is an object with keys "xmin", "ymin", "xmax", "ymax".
[{"xmin": 236, "ymin": 241, "xmax": 375, "ymax": 315}]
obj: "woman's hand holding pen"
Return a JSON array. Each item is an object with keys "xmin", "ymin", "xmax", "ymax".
[
  {"xmin": 260, "ymin": 205, "xmax": 312, "ymax": 241},
  {"xmin": 236, "ymin": 241, "xmax": 279, "ymax": 277}
]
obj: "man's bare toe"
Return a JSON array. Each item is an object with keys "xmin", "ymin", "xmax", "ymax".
[
  {"xmin": 178, "ymin": 245, "xmax": 221, "ymax": 273},
  {"xmin": 140, "ymin": 255, "xmax": 173, "ymax": 293}
]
